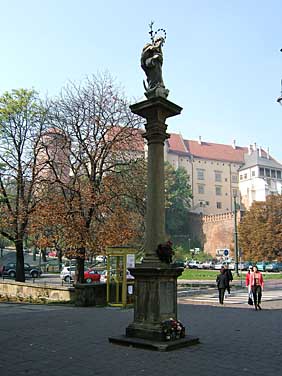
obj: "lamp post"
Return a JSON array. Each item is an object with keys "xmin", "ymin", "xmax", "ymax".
[{"xmin": 233, "ymin": 194, "xmax": 239, "ymax": 276}]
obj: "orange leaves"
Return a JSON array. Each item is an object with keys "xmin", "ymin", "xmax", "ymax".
[
  {"xmin": 239, "ymin": 195, "xmax": 282, "ymax": 261},
  {"xmin": 95, "ymin": 206, "xmax": 142, "ymax": 253}
]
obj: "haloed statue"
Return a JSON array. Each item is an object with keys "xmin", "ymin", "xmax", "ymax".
[{"xmin": 141, "ymin": 21, "xmax": 169, "ymax": 99}]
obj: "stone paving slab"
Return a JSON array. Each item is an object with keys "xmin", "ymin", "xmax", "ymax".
[{"xmin": 0, "ymin": 301, "xmax": 281, "ymax": 376}]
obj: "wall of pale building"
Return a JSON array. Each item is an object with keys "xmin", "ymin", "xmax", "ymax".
[
  {"xmin": 239, "ymin": 177, "xmax": 267, "ymax": 209},
  {"xmin": 166, "ymin": 152, "xmax": 192, "ymax": 181},
  {"xmin": 239, "ymin": 171, "xmax": 282, "ymax": 210},
  {"xmin": 165, "ymin": 151, "xmax": 242, "ymax": 215},
  {"xmin": 188, "ymin": 158, "xmax": 242, "ymax": 215}
]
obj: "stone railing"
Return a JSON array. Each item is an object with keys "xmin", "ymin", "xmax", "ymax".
[
  {"xmin": 203, "ymin": 212, "xmax": 234, "ymax": 223},
  {"xmin": 0, "ymin": 280, "xmax": 75, "ymax": 304}
]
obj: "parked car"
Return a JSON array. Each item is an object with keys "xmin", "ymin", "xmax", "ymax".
[
  {"xmin": 214, "ymin": 263, "xmax": 224, "ymax": 270},
  {"xmin": 84, "ymin": 270, "xmax": 101, "ymax": 283},
  {"xmin": 173, "ymin": 260, "xmax": 185, "ymax": 268},
  {"xmin": 256, "ymin": 261, "xmax": 269, "ymax": 272},
  {"xmin": 100, "ymin": 269, "xmax": 134, "ymax": 283},
  {"xmin": 60, "ymin": 266, "xmax": 102, "ymax": 283},
  {"xmin": 202, "ymin": 261, "xmax": 215, "ymax": 269},
  {"xmin": 265, "ymin": 262, "xmax": 282, "ymax": 272},
  {"xmin": 60, "ymin": 266, "xmax": 76, "ymax": 282},
  {"xmin": 187, "ymin": 260, "xmax": 201, "ymax": 269},
  {"xmin": 0, "ymin": 262, "xmax": 42, "ymax": 278}
]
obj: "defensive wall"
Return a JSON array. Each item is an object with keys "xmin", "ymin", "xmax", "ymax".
[
  {"xmin": 202, "ymin": 212, "xmax": 236, "ymax": 257},
  {"xmin": 186, "ymin": 211, "xmax": 241, "ymax": 257}
]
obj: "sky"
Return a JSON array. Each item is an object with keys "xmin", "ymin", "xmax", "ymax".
[{"xmin": 1, "ymin": 0, "xmax": 282, "ymax": 160}]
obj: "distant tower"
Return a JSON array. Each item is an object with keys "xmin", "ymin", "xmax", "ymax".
[{"xmin": 36, "ymin": 127, "xmax": 70, "ymax": 185}]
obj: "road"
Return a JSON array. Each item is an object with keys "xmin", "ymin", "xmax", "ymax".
[{"xmin": 178, "ymin": 280, "xmax": 282, "ymax": 307}]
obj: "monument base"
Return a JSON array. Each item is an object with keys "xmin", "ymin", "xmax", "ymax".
[{"xmin": 108, "ymin": 335, "xmax": 200, "ymax": 352}]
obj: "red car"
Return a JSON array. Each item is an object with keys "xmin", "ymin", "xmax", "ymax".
[{"xmin": 84, "ymin": 270, "xmax": 101, "ymax": 284}]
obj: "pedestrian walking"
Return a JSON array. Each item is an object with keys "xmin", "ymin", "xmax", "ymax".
[
  {"xmin": 246, "ymin": 265, "xmax": 253, "ymax": 305},
  {"xmin": 224, "ymin": 264, "xmax": 233, "ymax": 294},
  {"xmin": 247, "ymin": 265, "xmax": 264, "ymax": 310},
  {"xmin": 216, "ymin": 267, "xmax": 228, "ymax": 305}
]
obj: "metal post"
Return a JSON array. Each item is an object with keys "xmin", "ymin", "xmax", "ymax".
[
  {"xmin": 239, "ymin": 253, "xmax": 243, "ymax": 287},
  {"xmin": 233, "ymin": 195, "xmax": 239, "ymax": 276}
]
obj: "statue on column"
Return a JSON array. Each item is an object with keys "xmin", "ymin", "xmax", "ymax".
[{"xmin": 141, "ymin": 22, "xmax": 169, "ymax": 99}]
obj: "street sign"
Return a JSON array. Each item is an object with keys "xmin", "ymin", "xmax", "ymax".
[{"xmin": 223, "ymin": 249, "xmax": 229, "ymax": 256}]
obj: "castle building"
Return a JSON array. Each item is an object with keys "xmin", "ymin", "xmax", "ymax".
[
  {"xmin": 165, "ymin": 134, "xmax": 282, "ymax": 215},
  {"xmin": 239, "ymin": 145, "xmax": 282, "ymax": 209}
]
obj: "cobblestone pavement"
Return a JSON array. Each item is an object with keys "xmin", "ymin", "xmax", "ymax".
[{"xmin": 0, "ymin": 301, "xmax": 281, "ymax": 376}]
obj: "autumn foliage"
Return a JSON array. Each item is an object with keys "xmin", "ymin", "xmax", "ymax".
[{"xmin": 238, "ymin": 195, "xmax": 282, "ymax": 261}]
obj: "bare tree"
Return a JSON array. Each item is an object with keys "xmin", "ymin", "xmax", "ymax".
[
  {"xmin": 44, "ymin": 74, "xmax": 144, "ymax": 282},
  {"xmin": 0, "ymin": 89, "xmax": 49, "ymax": 281}
]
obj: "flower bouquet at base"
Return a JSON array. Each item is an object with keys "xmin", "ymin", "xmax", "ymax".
[{"xmin": 161, "ymin": 318, "xmax": 185, "ymax": 341}]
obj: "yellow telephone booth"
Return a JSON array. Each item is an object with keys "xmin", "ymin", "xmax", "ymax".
[{"xmin": 106, "ymin": 246, "xmax": 137, "ymax": 308}]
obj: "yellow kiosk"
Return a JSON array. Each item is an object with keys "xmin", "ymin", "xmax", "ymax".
[{"xmin": 106, "ymin": 246, "xmax": 137, "ymax": 308}]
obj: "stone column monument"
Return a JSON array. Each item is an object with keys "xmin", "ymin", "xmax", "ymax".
[{"xmin": 109, "ymin": 24, "xmax": 199, "ymax": 351}]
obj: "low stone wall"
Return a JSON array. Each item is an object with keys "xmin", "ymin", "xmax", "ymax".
[
  {"xmin": 74, "ymin": 283, "xmax": 107, "ymax": 307},
  {"xmin": 0, "ymin": 280, "xmax": 75, "ymax": 304}
]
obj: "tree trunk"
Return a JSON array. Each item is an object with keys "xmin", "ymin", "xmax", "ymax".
[
  {"xmin": 76, "ymin": 248, "xmax": 85, "ymax": 283},
  {"xmin": 56, "ymin": 247, "xmax": 63, "ymax": 271},
  {"xmin": 15, "ymin": 240, "xmax": 25, "ymax": 282},
  {"xmin": 42, "ymin": 248, "xmax": 47, "ymax": 262}
]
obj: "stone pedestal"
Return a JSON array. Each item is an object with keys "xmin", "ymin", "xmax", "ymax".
[{"xmin": 126, "ymin": 266, "xmax": 182, "ymax": 341}]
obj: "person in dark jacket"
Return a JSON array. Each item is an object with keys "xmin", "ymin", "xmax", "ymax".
[
  {"xmin": 224, "ymin": 264, "xmax": 233, "ymax": 294},
  {"xmin": 216, "ymin": 267, "xmax": 228, "ymax": 305}
]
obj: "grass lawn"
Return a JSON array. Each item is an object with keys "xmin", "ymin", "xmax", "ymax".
[{"xmin": 178, "ymin": 269, "xmax": 282, "ymax": 280}]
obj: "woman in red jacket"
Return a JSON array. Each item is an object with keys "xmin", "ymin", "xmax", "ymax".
[{"xmin": 248, "ymin": 265, "xmax": 264, "ymax": 310}]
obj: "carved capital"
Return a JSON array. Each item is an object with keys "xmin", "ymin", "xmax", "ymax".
[{"xmin": 142, "ymin": 121, "xmax": 170, "ymax": 145}]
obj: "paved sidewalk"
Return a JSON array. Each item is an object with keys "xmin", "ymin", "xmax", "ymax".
[{"xmin": 0, "ymin": 301, "xmax": 281, "ymax": 376}]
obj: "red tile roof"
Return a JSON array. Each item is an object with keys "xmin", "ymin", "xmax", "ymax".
[
  {"xmin": 167, "ymin": 133, "xmax": 249, "ymax": 163},
  {"xmin": 167, "ymin": 133, "xmax": 188, "ymax": 154},
  {"xmin": 185, "ymin": 140, "xmax": 248, "ymax": 163}
]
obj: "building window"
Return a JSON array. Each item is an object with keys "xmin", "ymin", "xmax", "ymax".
[
  {"xmin": 277, "ymin": 171, "xmax": 281, "ymax": 179},
  {"xmin": 244, "ymin": 173, "xmax": 247, "ymax": 179},
  {"xmin": 271, "ymin": 170, "xmax": 276, "ymax": 178},
  {"xmin": 215, "ymin": 186, "xmax": 222, "ymax": 196},
  {"xmin": 214, "ymin": 171, "xmax": 222, "ymax": 182},
  {"xmin": 216, "ymin": 202, "xmax": 222, "ymax": 209},
  {"xmin": 265, "ymin": 168, "xmax": 270, "ymax": 177},
  {"xmin": 232, "ymin": 174, "xmax": 238, "ymax": 183},
  {"xmin": 252, "ymin": 171, "xmax": 255, "ymax": 177},
  {"xmin": 232, "ymin": 189, "xmax": 238, "ymax": 197},
  {"xmin": 205, "ymin": 201, "xmax": 209, "ymax": 206},
  {"xmin": 240, "ymin": 175, "xmax": 243, "ymax": 180},
  {"xmin": 259, "ymin": 168, "xmax": 264, "ymax": 177},
  {"xmin": 198, "ymin": 184, "xmax": 205, "ymax": 194},
  {"xmin": 197, "ymin": 169, "xmax": 205, "ymax": 180}
]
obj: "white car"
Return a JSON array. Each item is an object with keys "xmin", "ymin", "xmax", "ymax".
[
  {"xmin": 202, "ymin": 261, "xmax": 214, "ymax": 269},
  {"xmin": 188, "ymin": 261, "xmax": 201, "ymax": 269},
  {"xmin": 214, "ymin": 263, "xmax": 224, "ymax": 270},
  {"xmin": 100, "ymin": 269, "xmax": 134, "ymax": 283},
  {"xmin": 60, "ymin": 266, "xmax": 75, "ymax": 282}
]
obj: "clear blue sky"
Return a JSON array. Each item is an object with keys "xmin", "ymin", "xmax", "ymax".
[{"xmin": 1, "ymin": 0, "xmax": 282, "ymax": 160}]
